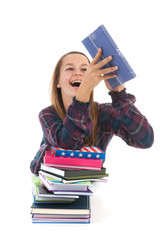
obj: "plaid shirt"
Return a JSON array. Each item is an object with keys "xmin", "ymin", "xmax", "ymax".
[{"xmin": 30, "ymin": 89, "xmax": 154, "ymax": 174}]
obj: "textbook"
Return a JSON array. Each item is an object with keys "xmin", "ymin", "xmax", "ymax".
[
  {"xmin": 82, "ymin": 24, "xmax": 136, "ymax": 88},
  {"xmin": 32, "ymin": 216, "xmax": 90, "ymax": 223},
  {"xmin": 32, "ymin": 213, "xmax": 90, "ymax": 223},
  {"xmin": 32, "ymin": 213, "xmax": 91, "ymax": 219},
  {"xmin": 32, "ymin": 218, "xmax": 90, "ymax": 224},
  {"xmin": 31, "ymin": 195, "xmax": 91, "ymax": 215},
  {"xmin": 40, "ymin": 163, "xmax": 107, "ymax": 179},
  {"xmin": 44, "ymin": 151, "xmax": 103, "ymax": 170},
  {"xmin": 31, "ymin": 195, "xmax": 91, "ymax": 223},
  {"xmin": 51, "ymin": 146, "xmax": 105, "ymax": 159}
]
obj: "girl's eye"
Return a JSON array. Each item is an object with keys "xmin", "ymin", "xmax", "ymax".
[
  {"xmin": 66, "ymin": 68, "xmax": 74, "ymax": 71},
  {"xmin": 81, "ymin": 68, "xmax": 87, "ymax": 72}
]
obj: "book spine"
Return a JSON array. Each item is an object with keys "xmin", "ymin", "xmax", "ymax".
[
  {"xmin": 82, "ymin": 24, "xmax": 136, "ymax": 88},
  {"xmin": 54, "ymin": 152, "xmax": 105, "ymax": 159},
  {"xmin": 44, "ymin": 156, "xmax": 102, "ymax": 168},
  {"xmin": 41, "ymin": 164, "xmax": 65, "ymax": 177},
  {"xmin": 44, "ymin": 164, "xmax": 101, "ymax": 171}
]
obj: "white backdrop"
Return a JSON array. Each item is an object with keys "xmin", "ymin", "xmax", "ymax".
[{"xmin": 0, "ymin": 0, "xmax": 160, "ymax": 239}]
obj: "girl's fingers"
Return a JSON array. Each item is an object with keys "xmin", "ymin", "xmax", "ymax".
[
  {"xmin": 99, "ymin": 73, "xmax": 117, "ymax": 80},
  {"xmin": 100, "ymin": 66, "xmax": 118, "ymax": 75},
  {"xmin": 91, "ymin": 48, "xmax": 103, "ymax": 65},
  {"xmin": 96, "ymin": 55, "xmax": 113, "ymax": 69}
]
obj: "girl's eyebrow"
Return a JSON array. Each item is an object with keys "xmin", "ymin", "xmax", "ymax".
[
  {"xmin": 64, "ymin": 63, "xmax": 88, "ymax": 67},
  {"xmin": 64, "ymin": 63, "xmax": 74, "ymax": 67}
]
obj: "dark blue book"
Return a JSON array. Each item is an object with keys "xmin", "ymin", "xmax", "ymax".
[
  {"xmin": 31, "ymin": 195, "xmax": 91, "ymax": 215},
  {"xmin": 82, "ymin": 25, "xmax": 136, "ymax": 88}
]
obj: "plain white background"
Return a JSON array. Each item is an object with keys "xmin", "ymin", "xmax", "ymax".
[{"xmin": 0, "ymin": 0, "xmax": 160, "ymax": 239}]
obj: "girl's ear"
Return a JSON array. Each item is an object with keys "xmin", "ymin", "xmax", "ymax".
[{"xmin": 57, "ymin": 83, "xmax": 60, "ymax": 88}]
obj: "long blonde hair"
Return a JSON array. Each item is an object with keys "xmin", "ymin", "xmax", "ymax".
[{"xmin": 50, "ymin": 51, "xmax": 98, "ymax": 146}]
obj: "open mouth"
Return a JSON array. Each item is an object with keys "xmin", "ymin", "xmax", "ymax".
[{"xmin": 70, "ymin": 80, "xmax": 81, "ymax": 87}]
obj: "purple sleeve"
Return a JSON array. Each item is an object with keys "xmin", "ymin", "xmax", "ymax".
[
  {"xmin": 109, "ymin": 89, "xmax": 154, "ymax": 148},
  {"xmin": 39, "ymin": 97, "xmax": 92, "ymax": 149}
]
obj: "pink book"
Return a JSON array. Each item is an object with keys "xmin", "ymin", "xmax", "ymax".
[{"xmin": 44, "ymin": 151, "xmax": 103, "ymax": 168}]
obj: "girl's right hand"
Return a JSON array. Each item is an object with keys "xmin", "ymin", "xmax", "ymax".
[{"xmin": 76, "ymin": 48, "xmax": 118, "ymax": 102}]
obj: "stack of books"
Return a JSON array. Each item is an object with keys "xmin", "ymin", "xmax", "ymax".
[{"xmin": 31, "ymin": 146, "xmax": 108, "ymax": 224}]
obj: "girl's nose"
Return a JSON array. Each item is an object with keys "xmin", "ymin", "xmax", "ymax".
[
  {"xmin": 74, "ymin": 70, "xmax": 82, "ymax": 76},
  {"xmin": 74, "ymin": 72, "xmax": 81, "ymax": 76}
]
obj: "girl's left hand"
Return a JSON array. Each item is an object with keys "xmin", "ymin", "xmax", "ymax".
[{"xmin": 104, "ymin": 79, "xmax": 125, "ymax": 92}]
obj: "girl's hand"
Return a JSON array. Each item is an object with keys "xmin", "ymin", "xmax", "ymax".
[
  {"xmin": 76, "ymin": 48, "xmax": 121, "ymax": 102},
  {"xmin": 105, "ymin": 80, "xmax": 125, "ymax": 92}
]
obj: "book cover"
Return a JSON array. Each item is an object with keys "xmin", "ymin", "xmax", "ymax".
[
  {"xmin": 82, "ymin": 24, "xmax": 136, "ymax": 88},
  {"xmin": 44, "ymin": 151, "xmax": 103, "ymax": 169},
  {"xmin": 31, "ymin": 195, "xmax": 91, "ymax": 215},
  {"xmin": 40, "ymin": 163, "xmax": 107, "ymax": 178},
  {"xmin": 37, "ymin": 185, "xmax": 79, "ymax": 199},
  {"xmin": 53, "ymin": 189, "xmax": 93, "ymax": 196},
  {"xmin": 62, "ymin": 177, "xmax": 108, "ymax": 183},
  {"xmin": 51, "ymin": 146, "xmax": 105, "ymax": 159},
  {"xmin": 32, "ymin": 213, "xmax": 91, "ymax": 219},
  {"xmin": 33, "ymin": 193, "xmax": 76, "ymax": 204},
  {"xmin": 44, "ymin": 163, "xmax": 101, "ymax": 171},
  {"xmin": 32, "ymin": 218, "xmax": 90, "ymax": 224},
  {"xmin": 40, "ymin": 169, "xmax": 109, "ymax": 182}
]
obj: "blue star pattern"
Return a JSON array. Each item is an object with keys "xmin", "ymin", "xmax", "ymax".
[{"xmin": 51, "ymin": 146, "xmax": 105, "ymax": 159}]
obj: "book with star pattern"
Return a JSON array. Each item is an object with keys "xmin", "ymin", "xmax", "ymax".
[
  {"xmin": 44, "ymin": 151, "xmax": 103, "ymax": 170},
  {"xmin": 51, "ymin": 146, "xmax": 105, "ymax": 159}
]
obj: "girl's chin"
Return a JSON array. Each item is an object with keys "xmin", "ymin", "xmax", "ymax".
[{"xmin": 70, "ymin": 87, "xmax": 80, "ymax": 94}]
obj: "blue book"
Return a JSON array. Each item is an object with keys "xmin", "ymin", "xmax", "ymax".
[
  {"xmin": 51, "ymin": 146, "xmax": 105, "ymax": 159},
  {"xmin": 32, "ymin": 219, "xmax": 90, "ymax": 224},
  {"xmin": 82, "ymin": 25, "xmax": 136, "ymax": 88}
]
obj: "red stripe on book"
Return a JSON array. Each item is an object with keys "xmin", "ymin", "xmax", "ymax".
[
  {"xmin": 97, "ymin": 147, "xmax": 104, "ymax": 153},
  {"xmin": 89, "ymin": 146, "xmax": 97, "ymax": 153},
  {"xmin": 55, "ymin": 147, "xmax": 60, "ymax": 150},
  {"xmin": 82, "ymin": 147, "xmax": 90, "ymax": 152}
]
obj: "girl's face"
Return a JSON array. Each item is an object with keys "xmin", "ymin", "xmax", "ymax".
[{"xmin": 57, "ymin": 54, "xmax": 89, "ymax": 103}]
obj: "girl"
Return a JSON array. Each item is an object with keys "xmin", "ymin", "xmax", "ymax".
[{"xmin": 30, "ymin": 48, "xmax": 154, "ymax": 174}]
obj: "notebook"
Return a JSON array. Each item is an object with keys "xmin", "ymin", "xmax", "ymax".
[{"xmin": 82, "ymin": 24, "xmax": 136, "ymax": 88}]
